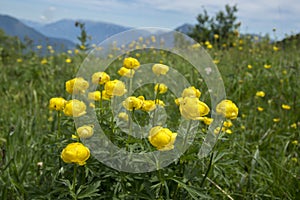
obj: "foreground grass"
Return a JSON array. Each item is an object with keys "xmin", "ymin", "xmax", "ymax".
[{"xmin": 0, "ymin": 35, "xmax": 299, "ymax": 199}]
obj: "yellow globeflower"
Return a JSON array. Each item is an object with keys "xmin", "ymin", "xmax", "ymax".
[
  {"xmin": 91, "ymin": 72, "xmax": 110, "ymax": 85},
  {"xmin": 256, "ymin": 91, "xmax": 265, "ymax": 97},
  {"xmin": 154, "ymin": 83, "xmax": 168, "ymax": 94},
  {"xmin": 141, "ymin": 100, "xmax": 156, "ymax": 112},
  {"xmin": 181, "ymin": 86, "xmax": 201, "ymax": 98},
  {"xmin": 77, "ymin": 125, "xmax": 94, "ymax": 138},
  {"xmin": 282, "ymin": 104, "xmax": 291, "ymax": 110},
  {"xmin": 216, "ymin": 100, "xmax": 238, "ymax": 120},
  {"xmin": 223, "ymin": 120, "xmax": 233, "ymax": 128},
  {"xmin": 118, "ymin": 112, "xmax": 129, "ymax": 121},
  {"xmin": 122, "ymin": 96, "xmax": 143, "ymax": 111},
  {"xmin": 200, "ymin": 117, "xmax": 213, "ymax": 125},
  {"xmin": 174, "ymin": 97, "xmax": 183, "ymax": 106},
  {"xmin": 257, "ymin": 107, "xmax": 264, "ymax": 112},
  {"xmin": 88, "ymin": 91, "xmax": 101, "ymax": 101},
  {"xmin": 105, "ymin": 80, "xmax": 127, "ymax": 96},
  {"xmin": 61, "ymin": 142, "xmax": 90, "ymax": 165},
  {"xmin": 152, "ymin": 64, "xmax": 169, "ymax": 75},
  {"xmin": 118, "ymin": 67, "xmax": 135, "ymax": 78},
  {"xmin": 264, "ymin": 64, "xmax": 271, "ymax": 69},
  {"xmin": 123, "ymin": 57, "xmax": 140, "ymax": 70},
  {"xmin": 273, "ymin": 118, "xmax": 280, "ymax": 123},
  {"xmin": 63, "ymin": 99, "xmax": 86, "ymax": 117},
  {"xmin": 155, "ymin": 99, "xmax": 165, "ymax": 106},
  {"xmin": 179, "ymin": 97, "xmax": 210, "ymax": 120},
  {"xmin": 148, "ymin": 126, "xmax": 177, "ymax": 151},
  {"xmin": 49, "ymin": 97, "xmax": 67, "ymax": 111},
  {"xmin": 66, "ymin": 77, "xmax": 89, "ymax": 94}
]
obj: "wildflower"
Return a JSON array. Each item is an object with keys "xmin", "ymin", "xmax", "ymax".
[
  {"xmin": 179, "ymin": 97, "xmax": 210, "ymax": 120},
  {"xmin": 216, "ymin": 100, "xmax": 238, "ymax": 120},
  {"xmin": 88, "ymin": 91, "xmax": 101, "ymax": 101},
  {"xmin": 264, "ymin": 64, "xmax": 271, "ymax": 69},
  {"xmin": 66, "ymin": 77, "xmax": 89, "ymax": 94},
  {"xmin": 91, "ymin": 72, "xmax": 110, "ymax": 85},
  {"xmin": 223, "ymin": 120, "xmax": 233, "ymax": 128},
  {"xmin": 213, "ymin": 60, "xmax": 220, "ymax": 64},
  {"xmin": 282, "ymin": 104, "xmax": 291, "ymax": 110},
  {"xmin": 61, "ymin": 142, "xmax": 90, "ymax": 165},
  {"xmin": 225, "ymin": 129, "xmax": 233, "ymax": 134},
  {"xmin": 122, "ymin": 96, "xmax": 143, "ymax": 111},
  {"xmin": 141, "ymin": 100, "xmax": 156, "ymax": 112},
  {"xmin": 273, "ymin": 46, "xmax": 279, "ymax": 51},
  {"xmin": 292, "ymin": 140, "xmax": 298, "ymax": 145},
  {"xmin": 49, "ymin": 97, "xmax": 67, "ymax": 111},
  {"xmin": 67, "ymin": 50, "xmax": 72, "ymax": 54},
  {"xmin": 291, "ymin": 123, "xmax": 297, "ymax": 129},
  {"xmin": 41, "ymin": 58, "xmax": 48, "ymax": 65},
  {"xmin": 291, "ymin": 157, "xmax": 298, "ymax": 163},
  {"xmin": 247, "ymin": 64, "xmax": 253, "ymax": 69},
  {"xmin": 77, "ymin": 125, "xmax": 94, "ymax": 139},
  {"xmin": 63, "ymin": 99, "xmax": 86, "ymax": 117},
  {"xmin": 256, "ymin": 91, "xmax": 265, "ymax": 97},
  {"xmin": 152, "ymin": 64, "xmax": 169, "ymax": 75},
  {"xmin": 214, "ymin": 34, "xmax": 219, "ymax": 39},
  {"xmin": 148, "ymin": 126, "xmax": 177, "ymax": 151},
  {"xmin": 118, "ymin": 67, "xmax": 135, "ymax": 78},
  {"xmin": 273, "ymin": 118, "xmax": 280, "ymax": 123},
  {"xmin": 214, "ymin": 127, "xmax": 225, "ymax": 134},
  {"xmin": 207, "ymin": 44, "xmax": 213, "ymax": 49},
  {"xmin": 174, "ymin": 97, "xmax": 183, "ymax": 106},
  {"xmin": 154, "ymin": 83, "xmax": 168, "ymax": 94},
  {"xmin": 123, "ymin": 57, "xmax": 140, "ymax": 70},
  {"xmin": 17, "ymin": 58, "xmax": 23, "ymax": 63},
  {"xmin": 181, "ymin": 86, "xmax": 201, "ymax": 98},
  {"xmin": 200, "ymin": 117, "xmax": 213, "ymax": 125},
  {"xmin": 118, "ymin": 112, "xmax": 129, "ymax": 121},
  {"xmin": 105, "ymin": 80, "xmax": 127, "ymax": 96},
  {"xmin": 155, "ymin": 99, "xmax": 165, "ymax": 106},
  {"xmin": 257, "ymin": 107, "xmax": 264, "ymax": 112},
  {"xmin": 65, "ymin": 58, "xmax": 72, "ymax": 63},
  {"xmin": 36, "ymin": 45, "xmax": 42, "ymax": 49}
]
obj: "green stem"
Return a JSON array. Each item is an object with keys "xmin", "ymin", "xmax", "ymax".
[
  {"xmin": 72, "ymin": 164, "xmax": 78, "ymax": 200},
  {"xmin": 200, "ymin": 152, "xmax": 214, "ymax": 187},
  {"xmin": 57, "ymin": 111, "xmax": 61, "ymax": 139}
]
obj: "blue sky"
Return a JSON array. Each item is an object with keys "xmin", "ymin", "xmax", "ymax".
[{"xmin": 1, "ymin": 0, "xmax": 299, "ymax": 39}]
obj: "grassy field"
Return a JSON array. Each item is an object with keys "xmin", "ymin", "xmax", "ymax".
[{"xmin": 0, "ymin": 32, "xmax": 299, "ymax": 199}]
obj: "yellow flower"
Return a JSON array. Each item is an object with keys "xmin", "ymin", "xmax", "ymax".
[
  {"xmin": 282, "ymin": 104, "xmax": 291, "ymax": 110},
  {"xmin": 223, "ymin": 120, "xmax": 233, "ymax": 128},
  {"xmin": 292, "ymin": 140, "xmax": 298, "ymax": 145},
  {"xmin": 65, "ymin": 58, "xmax": 72, "ymax": 63},
  {"xmin": 291, "ymin": 157, "xmax": 298, "ymax": 163},
  {"xmin": 77, "ymin": 125, "xmax": 94, "ymax": 139},
  {"xmin": 273, "ymin": 118, "xmax": 280, "ymax": 123},
  {"xmin": 152, "ymin": 64, "xmax": 169, "ymax": 75},
  {"xmin": 141, "ymin": 100, "xmax": 156, "ymax": 112},
  {"xmin": 257, "ymin": 107, "xmax": 264, "ymax": 112},
  {"xmin": 225, "ymin": 129, "xmax": 233, "ymax": 134},
  {"xmin": 61, "ymin": 142, "xmax": 90, "ymax": 165},
  {"xmin": 200, "ymin": 117, "xmax": 213, "ymax": 125},
  {"xmin": 118, "ymin": 67, "xmax": 135, "ymax": 78},
  {"xmin": 181, "ymin": 86, "xmax": 201, "ymax": 98},
  {"xmin": 174, "ymin": 97, "xmax": 183, "ymax": 106},
  {"xmin": 273, "ymin": 46, "xmax": 279, "ymax": 51},
  {"xmin": 154, "ymin": 83, "xmax": 168, "ymax": 94},
  {"xmin": 148, "ymin": 126, "xmax": 177, "ymax": 151},
  {"xmin": 179, "ymin": 97, "xmax": 210, "ymax": 120},
  {"xmin": 291, "ymin": 123, "xmax": 297, "ymax": 129},
  {"xmin": 105, "ymin": 80, "xmax": 127, "ymax": 96},
  {"xmin": 36, "ymin": 45, "xmax": 42, "ymax": 49},
  {"xmin": 155, "ymin": 99, "xmax": 165, "ymax": 106},
  {"xmin": 247, "ymin": 64, "xmax": 253, "ymax": 69},
  {"xmin": 123, "ymin": 57, "xmax": 140, "ymax": 69},
  {"xmin": 256, "ymin": 91, "xmax": 265, "ymax": 97},
  {"xmin": 122, "ymin": 96, "xmax": 143, "ymax": 111},
  {"xmin": 41, "ymin": 58, "xmax": 48, "ymax": 65},
  {"xmin": 264, "ymin": 64, "xmax": 271, "ymax": 69},
  {"xmin": 63, "ymin": 99, "xmax": 86, "ymax": 117},
  {"xmin": 118, "ymin": 112, "xmax": 129, "ymax": 121},
  {"xmin": 49, "ymin": 97, "xmax": 67, "ymax": 111},
  {"xmin": 91, "ymin": 72, "xmax": 110, "ymax": 85},
  {"xmin": 207, "ymin": 44, "xmax": 213, "ymax": 49},
  {"xmin": 214, "ymin": 34, "xmax": 219, "ymax": 39},
  {"xmin": 17, "ymin": 58, "xmax": 23, "ymax": 63},
  {"xmin": 65, "ymin": 77, "xmax": 89, "ymax": 94},
  {"xmin": 214, "ymin": 127, "xmax": 226, "ymax": 134},
  {"xmin": 88, "ymin": 91, "xmax": 101, "ymax": 101},
  {"xmin": 216, "ymin": 100, "xmax": 238, "ymax": 119}
]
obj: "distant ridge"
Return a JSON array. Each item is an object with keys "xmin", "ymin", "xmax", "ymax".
[{"xmin": 0, "ymin": 14, "xmax": 75, "ymax": 52}]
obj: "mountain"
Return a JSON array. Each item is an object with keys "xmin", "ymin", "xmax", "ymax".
[
  {"xmin": 24, "ymin": 19, "xmax": 132, "ymax": 45},
  {"xmin": 175, "ymin": 23, "xmax": 194, "ymax": 35},
  {"xmin": 0, "ymin": 15, "xmax": 75, "ymax": 52}
]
